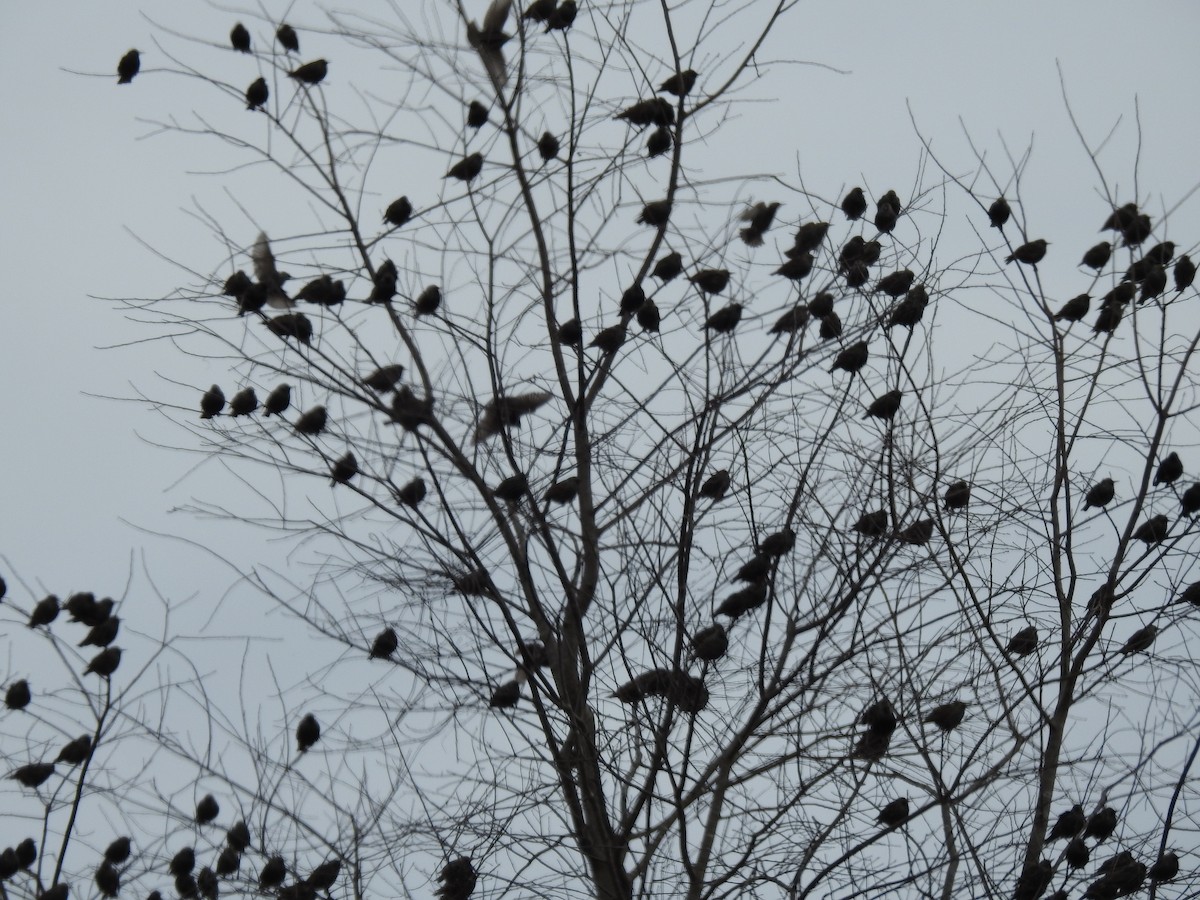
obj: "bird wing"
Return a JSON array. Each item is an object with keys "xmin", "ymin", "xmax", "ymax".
[
  {"xmin": 252, "ymin": 232, "xmax": 279, "ymax": 285},
  {"xmin": 482, "ymin": 0, "xmax": 512, "ymax": 34}
]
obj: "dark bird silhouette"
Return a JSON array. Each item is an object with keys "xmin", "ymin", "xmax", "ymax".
[
  {"xmin": 637, "ymin": 199, "xmax": 672, "ymax": 226},
  {"xmin": 1084, "ymin": 806, "xmax": 1117, "ymax": 841},
  {"xmin": 829, "ymin": 340, "xmax": 869, "ymax": 374},
  {"xmin": 414, "ymin": 285, "xmax": 442, "ymax": 315},
  {"xmin": 117, "ymin": 49, "xmax": 140, "ymax": 84},
  {"xmin": 659, "ymin": 69, "xmax": 697, "ymax": 96},
  {"xmin": 733, "ymin": 554, "xmax": 771, "ymax": 583},
  {"xmin": 228, "ymin": 387, "xmax": 258, "ymax": 417},
  {"xmin": 85, "ymin": 647, "xmax": 122, "ymax": 677},
  {"xmin": 699, "ymin": 469, "xmax": 730, "ymax": 500},
  {"xmin": 246, "ymin": 77, "xmax": 269, "ymax": 110},
  {"xmin": 5, "ymin": 680, "xmax": 30, "ymax": 710},
  {"xmin": 370, "ymin": 627, "xmax": 398, "ymax": 660},
  {"xmin": 652, "ymin": 251, "xmax": 683, "ymax": 281},
  {"xmin": 330, "ymin": 452, "xmax": 357, "ymax": 486},
  {"xmin": 689, "ymin": 269, "xmax": 730, "ymax": 294},
  {"xmin": 714, "ymin": 581, "xmax": 768, "ymax": 618},
  {"xmin": 1006, "ymin": 239, "xmax": 1048, "ymax": 265},
  {"xmin": 250, "ymin": 232, "xmax": 292, "ymax": 309},
  {"xmin": 493, "ymin": 473, "xmax": 528, "ymax": 502},
  {"xmin": 859, "ymin": 240, "xmax": 882, "ymax": 266},
  {"xmin": 554, "ymin": 318, "xmax": 582, "ymax": 347},
  {"xmin": 259, "ymin": 857, "xmax": 287, "ymax": 889},
  {"xmin": 294, "ymin": 406, "xmax": 327, "ymax": 435},
  {"xmin": 445, "ymin": 152, "xmax": 484, "ymax": 182},
  {"xmin": 263, "ymin": 384, "xmax": 292, "ymax": 417},
  {"xmin": 770, "ymin": 305, "xmax": 809, "ymax": 335},
  {"xmin": 391, "ymin": 386, "xmax": 434, "ymax": 429},
  {"xmin": 774, "ymin": 252, "xmax": 814, "ymax": 281},
  {"xmin": 79, "ymin": 616, "xmax": 119, "ymax": 648},
  {"xmin": 307, "ymin": 861, "xmax": 340, "ymax": 891},
  {"xmin": 645, "ymin": 125, "xmax": 672, "ymax": 157},
  {"xmin": 9, "ymin": 762, "xmax": 55, "ymax": 789},
  {"xmin": 201, "ymin": 385, "xmax": 225, "ymax": 419},
  {"xmin": 230, "ymin": 23, "xmax": 251, "ymax": 52},
  {"xmin": 453, "ymin": 569, "xmax": 493, "ymax": 596},
  {"xmin": 923, "ymin": 699, "xmax": 966, "ymax": 731},
  {"xmin": 296, "ymin": 713, "xmax": 320, "ymax": 752},
  {"xmin": 760, "ymin": 527, "xmax": 796, "ymax": 557},
  {"xmin": 874, "ymin": 203, "xmax": 898, "ymax": 234},
  {"xmin": 791, "ymin": 221, "xmax": 830, "ymax": 255},
  {"xmin": 288, "ymin": 59, "xmax": 328, "ymax": 85},
  {"xmin": 1180, "ymin": 482, "xmax": 1200, "ymax": 516},
  {"xmin": 1048, "ymin": 803, "xmax": 1086, "ymax": 841},
  {"xmin": 739, "ymin": 201, "xmax": 781, "ymax": 246},
  {"xmin": 265, "ymin": 312, "xmax": 313, "ymax": 344},
  {"xmin": 237, "ymin": 282, "xmax": 269, "ymax": 315},
  {"xmin": 590, "ymin": 323, "xmax": 626, "ymax": 354},
  {"xmin": 1178, "ymin": 581, "xmax": 1200, "ymax": 607},
  {"xmin": 841, "ymin": 187, "xmax": 867, "ymax": 220},
  {"xmin": 1119, "ymin": 624, "xmax": 1158, "ymax": 654},
  {"xmin": 68, "ymin": 593, "xmax": 113, "ymax": 626},
  {"xmin": 886, "ymin": 289, "xmax": 930, "ymax": 330},
  {"xmin": 363, "ymin": 364, "xmax": 405, "ymax": 393},
  {"xmin": 818, "ymin": 312, "xmax": 843, "ymax": 341},
  {"xmin": 95, "ymin": 861, "xmax": 120, "ymax": 897},
  {"xmin": 195, "ymin": 794, "xmax": 219, "ymax": 825},
  {"xmin": 176, "ymin": 872, "xmax": 197, "ymax": 898},
  {"xmin": 637, "ymin": 298, "xmax": 661, "ymax": 332},
  {"xmin": 875, "ymin": 269, "xmax": 915, "ymax": 297},
  {"xmin": 545, "ymin": 476, "xmax": 580, "ymax": 504},
  {"xmin": 1144, "ymin": 240, "xmax": 1175, "ymax": 266},
  {"xmin": 1092, "ymin": 302, "xmax": 1122, "ymax": 334},
  {"xmin": 839, "ymin": 235, "xmax": 865, "ymax": 268},
  {"xmin": 28, "ymin": 594, "xmax": 59, "ymax": 628},
  {"xmin": 861, "ymin": 698, "xmax": 897, "ymax": 734},
  {"xmin": 619, "ymin": 285, "xmax": 645, "ymax": 314},
  {"xmin": 226, "ymin": 819, "xmax": 251, "ymax": 852},
  {"xmin": 369, "ymin": 259, "xmax": 398, "ymax": 302},
  {"xmin": 843, "ymin": 263, "xmax": 869, "ymax": 290},
  {"xmin": 537, "ymin": 131, "xmax": 559, "ymax": 161},
  {"xmin": 523, "ymin": 0, "xmax": 556, "ymax": 20},
  {"xmin": 705, "ymin": 303, "xmax": 742, "ymax": 333},
  {"xmin": 853, "ymin": 509, "xmax": 889, "ymax": 538},
  {"xmin": 1053, "ymin": 293, "xmax": 1090, "ymax": 322},
  {"xmin": 1148, "ymin": 851, "xmax": 1179, "ymax": 882},
  {"xmin": 1007, "ymin": 625, "xmax": 1039, "ymax": 657},
  {"xmin": 876, "ymin": 798, "xmax": 909, "ymax": 828},
  {"xmin": 853, "ymin": 729, "xmax": 891, "ymax": 761},
  {"xmin": 864, "ymin": 390, "xmax": 902, "ymax": 421},
  {"xmin": 545, "ymin": 0, "xmax": 576, "ymax": 31},
  {"xmin": 1064, "ymin": 837, "xmax": 1090, "ymax": 869},
  {"xmin": 197, "ymin": 867, "xmax": 218, "ymax": 900},
  {"xmin": 1154, "ymin": 451, "xmax": 1183, "ymax": 486},
  {"xmin": 616, "ymin": 98, "xmax": 674, "ymax": 128},
  {"xmin": 467, "ymin": 100, "xmax": 489, "ymax": 128},
  {"xmin": 467, "ymin": 0, "xmax": 511, "ymax": 85},
  {"xmin": 473, "ymin": 391, "xmax": 553, "ymax": 443},
  {"xmin": 1139, "ymin": 264, "xmax": 1167, "ymax": 303},
  {"xmin": 436, "ymin": 857, "xmax": 477, "ymax": 900},
  {"xmin": 1122, "ymin": 213, "xmax": 1152, "ymax": 246},
  {"xmin": 489, "ymin": 680, "xmax": 520, "ymax": 708},
  {"xmin": 944, "ymin": 480, "xmax": 970, "ymax": 510},
  {"xmin": 878, "ymin": 190, "xmax": 900, "ymax": 212},
  {"xmin": 987, "ymin": 197, "xmax": 1011, "ymax": 229},
  {"xmin": 277, "ymin": 23, "xmax": 299, "ymax": 52},
  {"xmin": 1101, "ymin": 203, "xmax": 1138, "ymax": 232},
  {"xmin": 170, "ymin": 848, "xmax": 196, "ymax": 878},
  {"xmin": 1080, "ymin": 241, "xmax": 1112, "ymax": 270},
  {"xmin": 519, "ymin": 639, "xmax": 550, "ymax": 671},
  {"xmin": 56, "ymin": 734, "xmax": 92, "ymax": 766},
  {"xmin": 1014, "ymin": 860, "xmax": 1053, "ymax": 900},
  {"xmin": 104, "ymin": 837, "xmax": 131, "ymax": 865},
  {"xmin": 13, "ymin": 837, "xmax": 35, "ymax": 868},
  {"xmin": 897, "ymin": 518, "xmax": 935, "ymax": 545},
  {"xmin": 384, "ymin": 196, "xmax": 412, "ymax": 227},
  {"xmin": 1085, "ymin": 854, "xmax": 1145, "ymax": 899},
  {"xmin": 0, "ymin": 850, "xmax": 17, "ymax": 880},
  {"xmin": 690, "ymin": 623, "xmax": 728, "ymax": 661},
  {"xmin": 1174, "ymin": 254, "xmax": 1196, "ymax": 292},
  {"xmin": 805, "ymin": 292, "xmax": 834, "ymax": 318},
  {"xmin": 1132, "ymin": 514, "xmax": 1169, "ymax": 544}
]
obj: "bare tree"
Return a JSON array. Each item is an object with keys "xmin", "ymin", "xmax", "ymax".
[{"xmin": 6, "ymin": 2, "xmax": 1200, "ymax": 899}]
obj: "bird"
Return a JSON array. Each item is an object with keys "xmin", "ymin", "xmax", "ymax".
[
  {"xmin": 705, "ymin": 303, "xmax": 742, "ymax": 333},
  {"xmin": 537, "ymin": 131, "xmax": 559, "ymax": 160},
  {"xmin": 250, "ymin": 233, "xmax": 292, "ymax": 308},
  {"xmin": 1132, "ymin": 514, "xmax": 1169, "ymax": 544},
  {"xmin": 545, "ymin": 476, "xmax": 580, "ymax": 504},
  {"xmin": 452, "ymin": 569, "xmax": 493, "ymax": 596},
  {"xmin": 490, "ymin": 680, "xmax": 520, "ymax": 708},
  {"xmin": 56, "ymin": 735, "xmax": 92, "ymax": 766},
  {"xmin": 265, "ymin": 312, "xmax": 313, "ymax": 344},
  {"xmin": 246, "ymin": 77, "xmax": 269, "ymax": 111},
  {"xmin": 817, "ymin": 312, "xmax": 842, "ymax": 341},
  {"xmin": 466, "ymin": 99, "xmax": 489, "ymax": 128},
  {"xmin": 659, "ymin": 69, "xmax": 698, "ymax": 96},
  {"xmin": 104, "ymin": 837, "xmax": 132, "ymax": 865},
  {"xmin": 1080, "ymin": 241, "xmax": 1112, "ymax": 270},
  {"xmin": 1180, "ymin": 482, "xmax": 1200, "ymax": 516},
  {"xmin": 987, "ymin": 197, "xmax": 1011, "ymax": 229},
  {"xmin": 391, "ymin": 477, "xmax": 425, "ymax": 508},
  {"xmin": 1101, "ymin": 203, "xmax": 1138, "ymax": 232},
  {"xmin": 645, "ymin": 125, "xmax": 672, "ymax": 158},
  {"xmin": 544, "ymin": 0, "xmax": 576, "ymax": 31},
  {"xmin": 117, "ymin": 49, "xmax": 141, "ymax": 84},
  {"xmin": 414, "ymin": 285, "xmax": 442, "ymax": 315},
  {"xmin": 770, "ymin": 305, "xmax": 809, "ymax": 335},
  {"xmin": 259, "ymin": 857, "xmax": 287, "ymax": 889},
  {"xmin": 330, "ymin": 452, "xmax": 357, "ymax": 486},
  {"xmin": 922, "ymin": 699, "xmax": 967, "ymax": 731},
  {"xmin": 760, "ymin": 527, "xmax": 796, "ymax": 556},
  {"xmin": 806, "ymin": 292, "xmax": 835, "ymax": 317},
  {"xmin": 84, "ymin": 647, "xmax": 122, "ymax": 677},
  {"xmin": 363, "ymin": 364, "xmax": 405, "ymax": 392},
  {"xmin": 473, "ymin": 391, "xmax": 553, "ymax": 443},
  {"xmin": 1093, "ymin": 303, "xmax": 1123, "ymax": 334},
  {"xmin": 1144, "ymin": 240, "xmax": 1175, "ymax": 266},
  {"xmin": 1139, "ymin": 264, "xmax": 1167, "ymax": 303},
  {"xmin": 200, "ymin": 385, "xmax": 225, "ymax": 419},
  {"xmin": 288, "ymin": 59, "xmax": 328, "ymax": 84},
  {"xmin": 792, "ymin": 221, "xmax": 831, "ymax": 254},
  {"xmin": 263, "ymin": 384, "xmax": 292, "ymax": 417},
  {"xmin": 860, "ymin": 698, "xmax": 897, "ymax": 734},
  {"xmin": 369, "ymin": 259, "xmax": 398, "ymax": 302},
  {"xmin": 369, "ymin": 627, "xmax": 398, "ymax": 660},
  {"xmin": 619, "ymin": 285, "xmax": 645, "ymax": 314},
  {"xmin": 864, "ymin": 390, "xmax": 902, "ymax": 421},
  {"xmin": 944, "ymin": 480, "xmax": 970, "ymax": 510},
  {"xmin": 714, "ymin": 581, "xmax": 768, "ymax": 618},
  {"xmin": 523, "ymin": 0, "xmax": 556, "ymax": 20},
  {"xmin": 436, "ymin": 857, "xmax": 477, "ymax": 900},
  {"xmin": 1064, "ymin": 837, "xmax": 1090, "ymax": 869},
  {"xmin": 874, "ymin": 202, "xmax": 898, "ymax": 234},
  {"xmin": 276, "ymin": 23, "xmax": 299, "ymax": 52},
  {"xmin": 384, "ymin": 196, "xmax": 413, "ymax": 227},
  {"xmin": 1148, "ymin": 851, "xmax": 1179, "ymax": 882},
  {"xmin": 876, "ymin": 798, "xmax": 909, "ymax": 828},
  {"xmin": 886, "ymin": 291, "xmax": 930, "ymax": 330},
  {"xmin": 67, "ymin": 593, "xmax": 113, "ymax": 626},
  {"xmin": 9, "ymin": 762, "xmax": 55, "ymax": 789},
  {"xmin": 445, "ymin": 152, "xmax": 484, "ymax": 182},
  {"xmin": 590, "ymin": 323, "xmax": 626, "ymax": 354},
  {"xmin": 875, "ymin": 269, "xmax": 915, "ymax": 297},
  {"xmin": 197, "ymin": 867, "xmax": 218, "ymax": 900},
  {"xmin": 5, "ymin": 680, "xmax": 30, "ymax": 711},
  {"xmin": 689, "ymin": 269, "xmax": 731, "ymax": 294},
  {"xmin": 733, "ymin": 554, "xmax": 771, "ymax": 583},
  {"xmin": 843, "ymin": 264, "xmax": 869, "ymax": 290},
  {"xmin": 652, "ymin": 251, "xmax": 683, "ymax": 281},
  {"xmin": 615, "ymin": 98, "xmax": 674, "ymax": 128},
  {"xmin": 1014, "ymin": 861, "xmax": 1054, "ymax": 900},
  {"xmin": 897, "ymin": 519, "xmax": 935, "ymax": 545},
  {"xmin": 1122, "ymin": 214, "xmax": 1152, "ymax": 246},
  {"xmin": 294, "ymin": 406, "xmax": 327, "ymax": 435},
  {"xmin": 223, "ymin": 819, "xmax": 251, "ymax": 853},
  {"xmin": 690, "ymin": 623, "xmax": 728, "ymax": 661},
  {"xmin": 739, "ymin": 201, "xmax": 781, "ymax": 246},
  {"xmin": 556, "ymin": 318, "xmax": 582, "ymax": 346},
  {"xmin": 841, "ymin": 187, "xmax": 867, "ymax": 220},
  {"xmin": 296, "ymin": 713, "xmax": 320, "ymax": 752},
  {"xmin": 27, "ymin": 594, "xmax": 60, "ymax": 628},
  {"xmin": 853, "ymin": 509, "xmax": 889, "ymax": 538},
  {"xmin": 95, "ymin": 861, "xmax": 120, "ymax": 897},
  {"xmin": 699, "ymin": 469, "xmax": 730, "ymax": 500},
  {"xmin": 852, "ymin": 729, "xmax": 892, "ymax": 761},
  {"xmin": 467, "ymin": 0, "xmax": 511, "ymax": 85},
  {"xmin": 1084, "ymin": 806, "xmax": 1118, "ymax": 841},
  {"xmin": 228, "ymin": 387, "xmax": 258, "ymax": 416},
  {"xmin": 638, "ymin": 200, "xmax": 672, "ymax": 227},
  {"xmin": 1006, "ymin": 239, "xmax": 1048, "ymax": 265},
  {"xmin": 1119, "ymin": 624, "xmax": 1158, "ymax": 654},
  {"xmin": 391, "ymin": 386, "xmax": 434, "ymax": 429},
  {"xmin": 1053, "ymin": 293, "xmax": 1090, "ymax": 322},
  {"xmin": 170, "ymin": 847, "xmax": 196, "ymax": 878},
  {"xmin": 195, "ymin": 794, "xmax": 219, "ymax": 825},
  {"xmin": 1048, "ymin": 804, "xmax": 1086, "ymax": 841},
  {"xmin": 1174, "ymin": 254, "xmax": 1196, "ymax": 292},
  {"xmin": 1154, "ymin": 451, "xmax": 1183, "ymax": 486},
  {"xmin": 79, "ymin": 616, "xmax": 119, "ymax": 648},
  {"xmin": 829, "ymin": 341, "xmax": 869, "ymax": 374},
  {"xmin": 1086, "ymin": 855, "xmax": 1146, "ymax": 898},
  {"xmin": 307, "ymin": 861, "xmax": 341, "ymax": 891},
  {"xmin": 774, "ymin": 253, "xmax": 814, "ymax": 281},
  {"xmin": 637, "ymin": 298, "xmax": 661, "ymax": 332},
  {"xmin": 1007, "ymin": 625, "xmax": 1039, "ymax": 657},
  {"xmin": 493, "ymin": 473, "xmax": 528, "ymax": 502},
  {"xmin": 230, "ymin": 22, "xmax": 252, "ymax": 52}
]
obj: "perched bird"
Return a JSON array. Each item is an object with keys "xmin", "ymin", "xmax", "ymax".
[
  {"xmin": 922, "ymin": 699, "xmax": 967, "ymax": 732},
  {"xmin": 391, "ymin": 386, "xmax": 434, "ymax": 429},
  {"xmin": 229, "ymin": 23, "xmax": 252, "ymax": 53},
  {"xmin": 807, "ymin": 292, "xmax": 835, "ymax": 318},
  {"xmin": 1139, "ymin": 264, "xmax": 1167, "ymax": 303},
  {"xmin": 1180, "ymin": 482, "xmax": 1200, "ymax": 516},
  {"xmin": 294, "ymin": 406, "xmax": 327, "ymax": 435},
  {"xmin": 452, "ymin": 569, "xmax": 493, "ymax": 596},
  {"xmin": 1006, "ymin": 239, "xmax": 1048, "ymax": 265},
  {"xmin": 1132, "ymin": 514, "xmax": 1169, "ymax": 544},
  {"xmin": 1154, "ymin": 452, "xmax": 1183, "ymax": 486},
  {"xmin": 876, "ymin": 798, "xmax": 909, "ymax": 828},
  {"xmin": 466, "ymin": 99, "xmax": 489, "ymax": 128},
  {"xmin": 370, "ymin": 627, "xmax": 398, "ymax": 660},
  {"xmin": 1174, "ymin": 254, "xmax": 1196, "ymax": 292},
  {"xmin": 1148, "ymin": 851, "xmax": 1179, "ymax": 882},
  {"xmin": 864, "ymin": 390, "xmax": 902, "ymax": 421},
  {"xmin": 489, "ymin": 680, "xmax": 520, "ymax": 708},
  {"xmin": 537, "ymin": 131, "xmax": 559, "ymax": 161},
  {"xmin": 774, "ymin": 253, "xmax": 814, "ymax": 281},
  {"xmin": 263, "ymin": 384, "xmax": 292, "ymax": 417},
  {"xmin": 1144, "ymin": 240, "xmax": 1176, "ymax": 266},
  {"xmin": 170, "ymin": 847, "xmax": 196, "ymax": 878},
  {"xmin": 307, "ymin": 860, "xmax": 341, "ymax": 891},
  {"xmin": 689, "ymin": 269, "xmax": 730, "ymax": 294},
  {"xmin": 839, "ymin": 235, "xmax": 865, "ymax": 268},
  {"xmin": 287, "ymin": 59, "xmax": 328, "ymax": 85},
  {"xmin": 259, "ymin": 856, "xmax": 287, "ymax": 889},
  {"xmin": 690, "ymin": 623, "xmax": 728, "ymax": 661},
  {"xmin": 369, "ymin": 259, "xmax": 398, "ymax": 302},
  {"xmin": 394, "ymin": 477, "xmax": 426, "ymax": 507},
  {"xmin": 117, "ymin": 49, "xmax": 140, "ymax": 84},
  {"xmin": 637, "ymin": 298, "xmax": 661, "ymax": 332},
  {"xmin": 853, "ymin": 509, "xmax": 889, "ymax": 538},
  {"xmin": 436, "ymin": 857, "xmax": 477, "ymax": 900},
  {"xmin": 291, "ymin": 274, "xmax": 345, "ymax": 306},
  {"xmin": 445, "ymin": 152, "xmax": 484, "ymax": 182},
  {"xmin": 523, "ymin": 0, "xmax": 556, "ymax": 21},
  {"xmin": 829, "ymin": 340, "xmax": 869, "ymax": 374},
  {"xmin": 861, "ymin": 698, "xmax": 898, "ymax": 734},
  {"xmin": 1053, "ymin": 293, "xmax": 1090, "ymax": 322},
  {"xmin": 95, "ymin": 861, "xmax": 120, "ymax": 897},
  {"xmin": 79, "ymin": 616, "xmax": 119, "ymax": 648},
  {"xmin": 1119, "ymin": 624, "xmax": 1158, "ymax": 654},
  {"xmin": 104, "ymin": 837, "xmax": 132, "ymax": 865},
  {"xmin": 9, "ymin": 762, "xmax": 55, "ymax": 789},
  {"xmin": 637, "ymin": 199, "xmax": 672, "ymax": 227},
  {"xmin": 699, "ymin": 469, "xmax": 731, "ymax": 500},
  {"xmin": 659, "ymin": 69, "xmax": 697, "ymax": 96},
  {"xmin": 228, "ymin": 387, "xmax": 258, "ymax": 417},
  {"xmin": 645, "ymin": 125, "xmax": 672, "ymax": 157},
  {"xmin": 467, "ymin": 0, "xmax": 511, "ymax": 86},
  {"xmin": 1177, "ymin": 582, "xmax": 1200, "ymax": 607},
  {"xmin": 28, "ymin": 594, "xmax": 60, "ymax": 628},
  {"xmin": 473, "ymin": 391, "xmax": 553, "ymax": 443},
  {"xmin": 84, "ymin": 647, "xmax": 122, "ymax": 677},
  {"xmin": 1122, "ymin": 213, "xmax": 1152, "ymax": 246},
  {"xmin": 1048, "ymin": 803, "xmax": 1086, "ymax": 841},
  {"xmin": 195, "ymin": 794, "xmax": 219, "ymax": 825},
  {"xmin": 943, "ymin": 480, "xmax": 970, "ymax": 510},
  {"xmin": 1086, "ymin": 855, "xmax": 1145, "ymax": 898},
  {"xmin": 760, "ymin": 527, "xmax": 796, "ymax": 557},
  {"xmin": 987, "ymin": 197, "xmax": 1011, "ymax": 229},
  {"xmin": 363, "ymin": 364, "xmax": 405, "ymax": 393},
  {"xmin": 733, "ymin": 554, "xmax": 771, "ymax": 583},
  {"xmin": 1101, "ymin": 203, "xmax": 1138, "ymax": 232},
  {"xmin": 56, "ymin": 734, "xmax": 92, "ymax": 766},
  {"xmin": 886, "ymin": 290, "xmax": 930, "ymax": 330},
  {"xmin": 545, "ymin": 475, "xmax": 580, "ymax": 504},
  {"xmin": 770, "ymin": 305, "xmax": 809, "ymax": 335},
  {"xmin": 859, "ymin": 240, "xmax": 882, "ymax": 266},
  {"xmin": 245, "ymin": 77, "xmax": 269, "ymax": 111},
  {"xmin": 705, "ymin": 303, "xmax": 743, "ymax": 333},
  {"xmin": 68, "ymin": 593, "xmax": 113, "ymax": 626},
  {"xmin": 265, "ymin": 312, "xmax": 313, "ymax": 344},
  {"xmin": 296, "ymin": 713, "xmax": 320, "ymax": 752},
  {"xmin": 200, "ymin": 385, "xmax": 226, "ymax": 419},
  {"xmin": 819, "ymin": 312, "xmax": 843, "ymax": 340},
  {"xmin": 714, "ymin": 581, "xmax": 768, "ymax": 618},
  {"xmin": 875, "ymin": 269, "xmax": 915, "ymax": 297},
  {"xmin": 5, "ymin": 680, "xmax": 31, "ymax": 711},
  {"xmin": 384, "ymin": 196, "xmax": 413, "ymax": 227},
  {"xmin": 615, "ymin": 98, "xmax": 674, "ymax": 128},
  {"xmin": 1007, "ymin": 625, "xmax": 1039, "ymax": 657},
  {"xmin": 556, "ymin": 318, "xmax": 582, "ymax": 346},
  {"xmin": 896, "ymin": 518, "xmax": 934, "ymax": 545},
  {"xmin": 1080, "ymin": 241, "xmax": 1112, "ymax": 270},
  {"xmin": 197, "ymin": 867, "xmax": 218, "ymax": 900},
  {"xmin": 414, "ymin": 285, "xmax": 442, "ymax": 315},
  {"xmin": 652, "ymin": 251, "xmax": 683, "ymax": 281},
  {"xmin": 544, "ymin": 0, "xmax": 576, "ymax": 31},
  {"xmin": 619, "ymin": 285, "xmax": 645, "ymax": 314},
  {"xmin": 226, "ymin": 819, "xmax": 251, "ymax": 852},
  {"xmin": 330, "ymin": 451, "xmax": 358, "ymax": 486},
  {"xmin": 493, "ymin": 473, "xmax": 528, "ymax": 502},
  {"xmin": 874, "ymin": 202, "xmax": 898, "ymax": 234},
  {"xmin": 1014, "ymin": 861, "xmax": 1053, "ymax": 900},
  {"xmin": 276, "ymin": 23, "xmax": 299, "ymax": 52},
  {"xmin": 1064, "ymin": 837, "xmax": 1090, "ymax": 870},
  {"xmin": 843, "ymin": 263, "xmax": 869, "ymax": 290},
  {"xmin": 739, "ymin": 201, "xmax": 781, "ymax": 246},
  {"xmin": 1084, "ymin": 806, "xmax": 1118, "ymax": 841},
  {"xmin": 841, "ymin": 187, "xmax": 867, "ymax": 220},
  {"xmin": 791, "ymin": 221, "xmax": 831, "ymax": 255},
  {"xmin": 590, "ymin": 323, "xmax": 626, "ymax": 354}
]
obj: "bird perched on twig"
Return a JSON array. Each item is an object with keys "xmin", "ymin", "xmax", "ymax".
[
  {"xmin": 943, "ymin": 480, "xmax": 970, "ymax": 510},
  {"xmin": 705, "ymin": 303, "xmax": 742, "ymax": 334},
  {"xmin": 1119, "ymin": 624, "xmax": 1158, "ymax": 654},
  {"xmin": 1080, "ymin": 241, "xmax": 1111, "ymax": 270},
  {"xmin": 1006, "ymin": 625, "xmax": 1038, "ymax": 657},
  {"xmin": 652, "ymin": 251, "xmax": 683, "ymax": 281},
  {"xmin": 690, "ymin": 623, "xmax": 728, "ymax": 661},
  {"xmin": 228, "ymin": 387, "xmax": 257, "ymax": 417},
  {"xmin": 1006, "ymin": 239, "xmax": 1048, "ymax": 266},
  {"xmin": 1154, "ymin": 452, "xmax": 1183, "ymax": 486},
  {"xmin": 829, "ymin": 341, "xmax": 868, "ymax": 374},
  {"xmin": 699, "ymin": 469, "xmax": 730, "ymax": 500},
  {"xmin": 436, "ymin": 857, "xmax": 477, "ymax": 900},
  {"xmin": 384, "ymin": 196, "xmax": 412, "ymax": 228},
  {"xmin": 445, "ymin": 152, "xmax": 484, "ymax": 182},
  {"xmin": 1047, "ymin": 804, "xmax": 1085, "ymax": 841},
  {"xmin": 1132, "ymin": 514, "xmax": 1169, "ymax": 544},
  {"xmin": 987, "ymin": 198, "xmax": 1010, "ymax": 229},
  {"xmin": 877, "ymin": 798, "xmax": 909, "ymax": 828},
  {"xmin": 689, "ymin": 269, "xmax": 730, "ymax": 294},
  {"xmin": 616, "ymin": 98, "xmax": 674, "ymax": 128},
  {"xmin": 117, "ymin": 49, "xmax": 140, "ymax": 84},
  {"xmin": 296, "ymin": 713, "xmax": 320, "ymax": 752},
  {"xmin": 638, "ymin": 199, "xmax": 672, "ymax": 227},
  {"xmin": 370, "ymin": 628, "xmax": 398, "ymax": 660},
  {"xmin": 714, "ymin": 581, "xmax": 768, "ymax": 618},
  {"xmin": 841, "ymin": 187, "xmax": 866, "ymax": 220},
  {"xmin": 393, "ymin": 477, "xmax": 426, "ymax": 507},
  {"xmin": 276, "ymin": 24, "xmax": 299, "ymax": 52},
  {"xmin": 200, "ymin": 385, "xmax": 225, "ymax": 419},
  {"xmin": 287, "ymin": 59, "xmax": 328, "ymax": 85},
  {"xmin": 1053, "ymin": 293, "xmax": 1090, "ymax": 323},
  {"xmin": 263, "ymin": 384, "xmax": 291, "ymax": 417},
  {"xmin": 544, "ymin": 476, "xmax": 580, "ymax": 504},
  {"xmin": 246, "ymin": 77, "xmax": 268, "ymax": 111},
  {"xmin": 659, "ymin": 69, "xmax": 697, "ymax": 96},
  {"xmin": 922, "ymin": 699, "xmax": 966, "ymax": 731},
  {"xmin": 28, "ymin": 594, "xmax": 59, "ymax": 628},
  {"xmin": 864, "ymin": 390, "xmax": 902, "ymax": 421},
  {"xmin": 1083, "ymin": 477, "xmax": 1115, "ymax": 510}
]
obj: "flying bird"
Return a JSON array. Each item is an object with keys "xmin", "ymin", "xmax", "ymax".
[
  {"xmin": 473, "ymin": 391, "xmax": 553, "ymax": 443},
  {"xmin": 251, "ymin": 233, "xmax": 292, "ymax": 308},
  {"xmin": 467, "ymin": 0, "xmax": 511, "ymax": 86},
  {"xmin": 739, "ymin": 201, "xmax": 780, "ymax": 246},
  {"xmin": 288, "ymin": 59, "xmax": 328, "ymax": 85}
]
